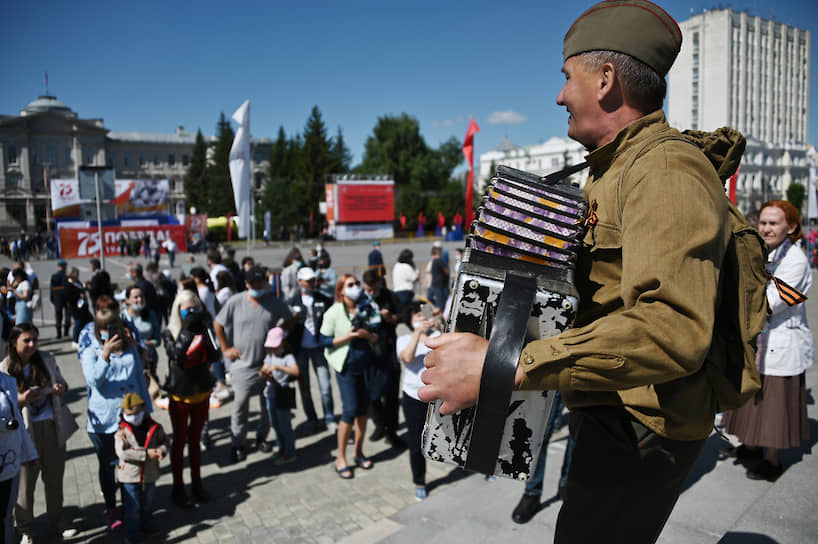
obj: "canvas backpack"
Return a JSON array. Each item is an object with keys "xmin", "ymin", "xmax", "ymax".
[{"xmin": 616, "ymin": 129, "xmax": 765, "ymax": 413}]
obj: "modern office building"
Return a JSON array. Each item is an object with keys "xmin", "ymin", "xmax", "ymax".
[
  {"xmin": 668, "ymin": 8, "xmax": 811, "ymax": 212},
  {"xmin": 0, "ymin": 95, "xmax": 271, "ymax": 236}
]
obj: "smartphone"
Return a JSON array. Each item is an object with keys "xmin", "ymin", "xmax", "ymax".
[
  {"xmin": 420, "ymin": 303, "xmax": 434, "ymax": 320},
  {"xmin": 107, "ymin": 323, "xmax": 124, "ymax": 340}
]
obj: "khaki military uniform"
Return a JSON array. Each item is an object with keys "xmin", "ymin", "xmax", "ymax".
[{"xmin": 519, "ymin": 110, "xmax": 737, "ymax": 441}]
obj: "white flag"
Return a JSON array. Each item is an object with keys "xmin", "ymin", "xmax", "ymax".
[{"xmin": 229, "ymin": 99, "xmax": 251, "ymax": 238}]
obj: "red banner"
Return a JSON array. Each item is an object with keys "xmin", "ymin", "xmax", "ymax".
[
  {"xmin": 462, "ymin": 117, "xmax": 481, "ymax": 228},
  {"xmin": 336, "ymin": 183, "xmax": 394, "ymax": 223},
  {"xmin": 58, "ymin": 225, "xmax": 187, "ymax": 259}
]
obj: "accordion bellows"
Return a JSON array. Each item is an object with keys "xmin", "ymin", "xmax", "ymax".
[{"xmin": 422, "ymin": 164, "xmax": 587, "ymax": 480}]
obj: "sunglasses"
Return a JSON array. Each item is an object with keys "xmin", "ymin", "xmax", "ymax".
[{"xmin": 345, "ymin": 281, "xmax": 360, "ymax": 287}]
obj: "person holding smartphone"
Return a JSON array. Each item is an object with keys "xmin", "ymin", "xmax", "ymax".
[
  {"xmin": 81, "ymin": 310, "xmax": 152, "ymax": 531},
  {"xmin": 1, "ymin": 323, "xmax": 78, "ymax": 542}
]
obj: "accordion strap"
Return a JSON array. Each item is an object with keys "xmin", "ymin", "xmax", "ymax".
[{"xmin": 465, "ymin": 272, "xmax": 538, "ymax": 474}]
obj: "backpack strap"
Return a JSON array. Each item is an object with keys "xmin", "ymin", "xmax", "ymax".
[{"xmin": 615, "ymin": 130, "xmax": 697, "ymax": 227}]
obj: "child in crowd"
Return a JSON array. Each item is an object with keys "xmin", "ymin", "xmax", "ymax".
[
  {"xmin": 115, "ymin": 393, "xmax": 168, "ymax": 543},
  {"xmin": 259, "ymin": 327, "xmax": 300, "ymax": 465}
]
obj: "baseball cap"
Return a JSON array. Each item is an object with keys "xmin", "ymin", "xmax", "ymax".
[
  {"xmin": 246, "ymin": 266, "xmax": 266, "ymax": 284},
  {"xmin": 264, "ymin": 327, "xmax": 285, "ymax": 349},
  {"xmin": 121, "ymin": 392, "xmax": 145, "ymax": 410},
  {"xmin": 297, "ymin": 267, "xmax": 316, "ymax": 281}
]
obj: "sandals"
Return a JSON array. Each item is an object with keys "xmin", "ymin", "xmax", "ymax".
[
  {"xmin": 335, "ymin": 464, "xmax": 353, "ymax": 479},
  {"xmin": 354, "ymin": 455, "xmax": 374, "ymax": 470}
]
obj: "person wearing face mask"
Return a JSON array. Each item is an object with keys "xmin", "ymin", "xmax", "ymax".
[
  {"xmin": 81, "ymin": 310, "xmax": 152, "ymax": 532},
  {"xmin": 115, "ymin": 392, "xmax": 168, "ymax": 543},
  {"xmin": 721, "ymin": 200, "xmax": 813, "ymax": 481},
  {"xmin": 162, "ymin": 290, "xmax": 221, "ymax": 507},
  {"xmin": 319, "ymin": 274, "xmax": 380, "ymax": 480},
  {"xmin": 280, "ymin": 248, "xmax": 304, "ymax": 300},
  {"xmin": 1, "ymin": 323, "xmax": 78, "ymax": 542},
  {"xmin": 214, "ymin": 267, "xmax": 293, "ymax": 464},
  {"xmin": 396, "ymin": 301, "xmax": 441, "ymax": 501},
  {"xmin": 120, "ymin": 286, "xmax": 162, "ymax": 384},
  {"xmin": 286, "ymin": 267, "xmax": 336, "ymax": 434},
  {"xmin": 362, "ymin": 269, "xmax": 405, "ymax": 449}
]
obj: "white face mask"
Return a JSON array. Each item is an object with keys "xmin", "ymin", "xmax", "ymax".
[
  {"xmin": 344, "ymin": 285, "xmax": 362, "ymax": 301},
  {"xmin": 123, "ymin": 411, "xmax": 145, "ymax": 426}
]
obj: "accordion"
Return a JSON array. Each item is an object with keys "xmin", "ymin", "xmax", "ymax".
[{"xmin": 421, "ymin": 164, "xmax": 588, "ymax": 480}]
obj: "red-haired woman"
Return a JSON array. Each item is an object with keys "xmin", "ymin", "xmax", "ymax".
[
  {"xmin": 722, "ymin": 200, "xmax": 813, "ymax": 481},
  {"xmin": 319, "ymin": 274, "xmax": 380, "ymax": 479}
]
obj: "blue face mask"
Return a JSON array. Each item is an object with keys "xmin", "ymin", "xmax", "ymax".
[
  {"xmin": 180, "ymin": 308, "xmax": 193, "ymax": 321},
  {"xmin": 249, "ymin": 289, "xmax": 266, "ymax": 299},
  {"xmin": 100, "ymin": 332, "xmax": 109, "ymax": 342}
]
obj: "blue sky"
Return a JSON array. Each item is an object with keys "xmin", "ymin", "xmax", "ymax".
[{"xmin": 2, "ymin": 0, "xmax": 816, "ymax": 174}]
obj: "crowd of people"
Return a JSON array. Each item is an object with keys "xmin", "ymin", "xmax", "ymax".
[{"xmin": 0, "ymin": 240, "xmax": 458, "ymax": 543}]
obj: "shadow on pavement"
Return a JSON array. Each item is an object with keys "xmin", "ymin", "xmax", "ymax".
[{"xmin": 718, "ymin": 532, "xmax": 779, "ymax": 543}]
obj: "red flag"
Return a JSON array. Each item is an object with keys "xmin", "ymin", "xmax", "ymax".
[
  {"xmin": 728, "ymin": 165, "xmax": 740, "ymax": 205},
  {"xmin": 462, "ymin": 117, "xmax": 481, "ymax": 228}
]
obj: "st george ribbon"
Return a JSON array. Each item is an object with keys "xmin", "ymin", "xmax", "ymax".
[{"xmin": 229, "ymin": 99, "xmax": 251, "ymax": 239}]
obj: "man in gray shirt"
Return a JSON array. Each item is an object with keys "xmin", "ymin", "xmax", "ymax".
[{"xmin": 215, "ymin": 267, "xmax": 292, "ymax": 463}]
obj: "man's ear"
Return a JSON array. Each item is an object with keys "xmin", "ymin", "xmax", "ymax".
[{"xmin": 597, "ymin": 62, "xmax": 616, "ymax": 100}]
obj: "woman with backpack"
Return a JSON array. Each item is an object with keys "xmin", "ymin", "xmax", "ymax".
[{"xmin": 722, "ymin": 200, "xmax": 813, "ymax": 481}]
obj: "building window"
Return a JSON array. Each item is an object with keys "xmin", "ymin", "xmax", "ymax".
[
  {"xmin": 124, "ymin": 153, "xmax": 130, "ymax": 167},
  {"xmin": 7, "ymin": 145, "xmax": 17, "ymax": 164},
  {"xmin": 5, "ymin": 175, "xmax": 20, "ymax": 188},
  {"xmin": 84, "ymin": 147, "xmax": 95, "ymax": 165},
  {"xmin": 65, "ymin": 147, "xmax": 72, "ymax": 165},
  {"xmin": 108, "ymin": 152, "xmax": 117, "ymax": 167},
  {"xmin": 153, "ymin": 155, "xmax": 160, "ymax": 166},
  {"xmin": 168, "ymin": 154, "xmax": 175, "ymax": 166},
  {"xmin": 32, "ymin": 146, "xmax": 41, "ymax": 165},
  {"xmin": 47, "ymin": 145, "xmax": 57, "ymax": 166},
  {"xmin": 182, "ymin": 154, "xmax": 189, "ymax": 166},
  {"xmin": 139, "ymin": 155, "xmax": 146, "ymax": 166}
]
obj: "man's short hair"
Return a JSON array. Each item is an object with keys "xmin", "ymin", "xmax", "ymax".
[
  {"xmin": 89, "ymin": 258, "xmax": 101, "ymax": 270},
  {"xmin": 131, "ymin": 263, "xmax": 143, "ymax": 278},
  {"xmin": 241, "ymin": 256, "xmax": 255, "ymax": 267},
  {"xmin": 362, "ymin": 269, "xmax": 382, "ymax": 287},
  {"xmin": 207, "ymin": 249, "xmax": 221, "ymax": 265},
  {"xmin": 579, "ymin": 50, "xmax": 666, "ymax": 114}
]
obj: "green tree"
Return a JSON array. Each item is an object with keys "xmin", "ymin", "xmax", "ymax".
[
  {"xmin": 184, "ymin": 130, "xmax": 208, "ymax": 213},
  {"xmin": 205, "ymin": 112, "xmax": 236, "ymax": 217},
  {"xmin": 357, "ymin": 114, "xmax": 429, "ymax": 186},
  {"xmin": 786, "ymin": 182, "xmax": 806, "ymax": 214},
  {"xmin": 268, "ymin": 126, "xmax": 289, "ymax": 180},
  {"xmin": 329, "ymin": 126, "xmax": 352, "ymax": 174}
]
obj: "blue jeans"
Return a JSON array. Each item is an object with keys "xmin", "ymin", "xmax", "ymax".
[
  {"xmin": 524, "ymin": 392, "xmax": 574, "ymax": 496},
  {"xmin": 121, "ymin": 482, "xmax": 156, "ymax": 541},
  {"xmin": 426, "ymin": 287, "xmax": 448, "ymax": 310},
  {"xmin": 296, "ymin": 346, "xmax": 334, "ymax": 424},
  {"xmin": 1, "ymin": 475, "xmax": 19, "ymax": 544},
  {"xmin": 88, "ymin": 432, "xmax": 118, "ymax": 509},
  {"xmin": 210, "ymin": 359, "xmax": 226, "ymax": 382},
  {"xmin": 265, "ymin": 396, "xmax": 296, "ymax": 457},
  {"xmin": 335, "ymin": 362, "xmax": 369, "ymax": 424}
]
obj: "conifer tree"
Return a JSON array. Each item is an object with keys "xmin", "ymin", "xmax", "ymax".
[
  {"xmin": 184, "ymin": 129, "xmax": 208, "ymax": 213},
  {"xmin": 205, "ymin": 112, "xmax": 235, "ymax": 217}
]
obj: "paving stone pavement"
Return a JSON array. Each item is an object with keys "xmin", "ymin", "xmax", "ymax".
[{"xmin": 23, "ymin": 333, "xmax": 469, "ymax": 544}]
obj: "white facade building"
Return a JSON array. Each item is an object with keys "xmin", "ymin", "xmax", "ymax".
[
  {"xmin": 0, "ymin": 95, "xmax": 271, "ymax": 236},
  {"xmin": 478, "ymin": 136, "xmax": 587, "ymax": 193},
  {"xmin": 668, "ymin": 9, "xmax": 811, "ymax": 213}
]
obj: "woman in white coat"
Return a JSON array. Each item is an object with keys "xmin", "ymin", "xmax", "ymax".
[{"xmin": 722, "ymin": 200, "xmax": 813, "ymax": 481}]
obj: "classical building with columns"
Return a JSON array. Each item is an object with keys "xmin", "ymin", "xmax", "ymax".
[{"xmin": 0, "ymin": 95, "xmax": 271, "ymax": 237}]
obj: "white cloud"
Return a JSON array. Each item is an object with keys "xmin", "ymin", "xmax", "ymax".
[{"xmin": 487, "ymin": 110, "xmax": 527, "ymax": 124}]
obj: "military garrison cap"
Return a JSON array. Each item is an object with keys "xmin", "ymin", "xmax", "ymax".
[
  {"xmin": 121, "ymin": 392, "xmax": 145, "ymax": 410},
  {"xmin": 563, "ymin": 0, "xmax": 682, "ymax": 77}
]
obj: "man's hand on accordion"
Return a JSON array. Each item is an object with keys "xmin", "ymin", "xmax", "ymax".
[{"xmin": 418, "ymin": 332, "xmax": 490, "ymax": 415}]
